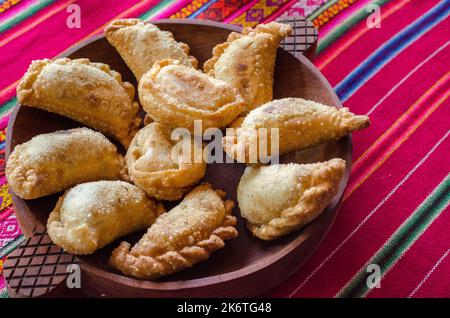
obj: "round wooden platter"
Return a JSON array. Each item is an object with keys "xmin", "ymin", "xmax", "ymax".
[{"xmin": 5, "ymin": 19, "xmax": 349, "ymax": 297}]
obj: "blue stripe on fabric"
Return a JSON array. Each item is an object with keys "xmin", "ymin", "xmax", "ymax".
[
  {"xmin": 335, "ymin": 0, "xmax": 450, "ymax": 102},
  {"xmin": 188, "ymin": 0, "xmax": 218, "ymax": 19}
]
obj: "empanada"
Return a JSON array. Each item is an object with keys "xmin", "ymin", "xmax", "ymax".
[
  {"xmin": 17, "ymin": 58, "xmax": 141, "ymax": 146},
  {"xmin": 139, "ymin": 59, "xmax": 245, "ymax": 133},
  {"xmin": 105, "ymin": 19, "xmax": 197, "ymax": 81},
  {"xmin": 6, "ymin": 128, "xmax": 124, "ymax": 199},
  {"xmin": 204, "ymin": 22, "xmax": 292, "ymax": 111},
  {"xmin": 47, "ymin": 181, "xmax": 164, "ymax": 255},
  {"xmin": 110, "ymin": 183, "xmax": 238, "ymax": 279},
  {"xmin": 125, "ymin": 122, "xmax": 206, "ymax": 201},
  {"xmin": 237, "ymin": 159, "xmax": 345, "ymax": 240},
  {"xmin": 223, "ymin": 98, "xmax": 370, "ymax": 163}
]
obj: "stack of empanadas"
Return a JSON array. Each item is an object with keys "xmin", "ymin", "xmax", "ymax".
[{"xmin": 6, "ymin": 18, "xmax": 370, "ymax": 281}]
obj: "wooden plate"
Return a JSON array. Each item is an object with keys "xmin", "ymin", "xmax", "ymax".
[{"xmin": 6, "ymin": 19, "xmax": 351, "ymax": 297}]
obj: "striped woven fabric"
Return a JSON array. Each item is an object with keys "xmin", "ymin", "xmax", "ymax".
[{"xmin": 0, "ymin": 0, "xmax": 448, "ymax": 298}]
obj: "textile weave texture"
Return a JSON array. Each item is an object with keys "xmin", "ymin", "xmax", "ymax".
[{"xmin": 0, "ymin": 0, "xmax": 449, "ymax": 298}]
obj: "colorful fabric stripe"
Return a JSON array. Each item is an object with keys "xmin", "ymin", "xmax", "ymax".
[
  {"xmin": 0, "ymin": 0, "xmax": 55, "ymax": 33},
  {"xmin": 0, "ymin": 0, "xmax": 25, "ymax": 19},
  {"xmin": 196, "ymin": 0, "xmax": 253, "ymax": 22},
  {"xmin": 276, "ymin": 0, "xmax": 329, "ymax": 20},
  {"xmin": 0, "ymin": 98, "xmax": 15, "ymax": 118},
  {"xmin": 335, "ymin": 0, "xmax": 450, "ymax": 102},
  {"xmin": 282, "ymin": 115, "xmax": 450, "ymax": 297},
  {"xmin": 317, "ymin": 0, "xmax": 437, "ymax": 87},
  {"xmin": 227, "ymin": 0, "xmax": 292, "ymax": 28},
  {"xmin": 1, "ymin": 0, "xmax": 450, "ymax": 298},
  {"xmin": 337, "ymin": 174, "xmax": 450, "ymax": 297},
  {"xmin": 146, "ymin": 0, "xmax": 187, "ymax": 20},
  {"xmin": 188, "ymin": 0, "xmax": 218, "ymax": 19},
  {"xmin": 309, "ymin": 0, "xmax": 369, "ymax": 30},
  {"xmin": 346, "ymin": 73, "xmax": 449, "ymax": 200},
  {"xmin": 315, "ymin": 0, "xmax": 391, "ymax": 53},
  {"xmin": 315, "ymin": 0, "xmax": 412, "ymax": 70},
  {"xmin": 169, "ymin": 0, "xmax": 211, "ymax": 19}
]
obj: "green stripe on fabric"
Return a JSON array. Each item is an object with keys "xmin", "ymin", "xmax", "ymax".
[
  {"xmin": 0, "ymin": 97, "xmax": 16, "ymax": 117},
  {"xmin": 308, "ymin": 0, "xmax": 339, "ymax": 20},
  {"xmin": 318, "ymin": 0, "xmax": 390, "ymax": 53},
  {"xmin": 139, "ymin": 0, "xmax": 175, "ymax": 20},
  {"xmin": 0, "ymin": 235, "xmax": 25, "ymax": 259},
  {"xmin": 0, "ymin": 288, "xmax": 8, "ymax": 298},
  {"xmin": 337, "ymin": 174, "xmax": 450, "ymax": 298},
  {"xmin": 0, "ymin": 0, "xmax": 56, "ymax": 34}
]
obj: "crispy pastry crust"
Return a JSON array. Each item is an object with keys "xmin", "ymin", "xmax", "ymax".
[
  {"xmin": 204, "ymin": 22, "xmax": 292, "ymax": 111},
  {"xmin": 110, "ymin": 183, "xmax": 238, "ymax": 279},
  {"xmin": 223, "ymin": 98, "xmax": 370, "ymax": 163},
  {"xmin": 47, "ymin": 181, "xmax": 165, "ymax": 255},
  {"xmin": 139, "ymin": 59, "xmax": 245, "ymax": 132},
  {"xmin": 16, "ymin": 58, "xmax": 141, "ymax": 147},
  {"xmin": 104, "ymin": 19, "xmax": 197, "ymax": 80},
  {"xmin": 125, "ymin": 122, "xmax": 206, "ymax": 201},
  {"xmin": 238, "ymin": 159, "xmax": 345, "ymax": 240},
  {"xmin": 6, "ymin": 128, "xmax": 124, "ymax": 199}
]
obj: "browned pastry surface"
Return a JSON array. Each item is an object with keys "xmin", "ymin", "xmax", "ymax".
[
  {"xmin": 110, "ymin": 183, "xmax": 238, "ymax": 279},
  {"xmin": 16, "ymin": 58, "xmax": 141, "ymax": 147}
]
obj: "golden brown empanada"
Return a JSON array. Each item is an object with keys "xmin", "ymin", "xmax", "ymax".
[
  {"xmin": 125, "ymin": 122, "xmax": 206, "ymax": 201},
  {"xmin": 17, "ymin": 58, "xmax": 141, "ymax": 146},
  {"xmin": 223, "ymin": 98, "xmax": 370, "ymax": 163},
  {"xmin": 110, "ymin": 183, "xmax": 237, "ymax": 279},
  {"xmin": 204, "ymin": 22, "xmax": 292, "ymax": 111},
  {"xmin": 104, "ymin": 19, "xmax": 197, "ymax": 80},
  {"xmin": 237, "ymin": 159, "xmax": 345, "ymax": 240},
  {"xmin": 6, "ymin": 128, "xmax": 124, "ymax": 199},
  {"xmin": 47, "ymin": 181, "xmax": 164, "ymax": 255},
  {"xmin": 139, "ymin": 59, "xmax": 245, "ymax": 133}
]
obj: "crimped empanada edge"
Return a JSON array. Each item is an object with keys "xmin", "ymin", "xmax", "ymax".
[
  {"xmin": 245, "ymin": 159, "xmax": 346, "ymax": 240},
  {"xmin": 109, "ymin": 188, "xmax": 238, "ymax": 280},
  {"xmin": 16, "ymin": 59, "xmax": 51, "ymax": 104},
  {"xmin": 110, "ymin": 213, "xmax": 237, "ymax": 279}
]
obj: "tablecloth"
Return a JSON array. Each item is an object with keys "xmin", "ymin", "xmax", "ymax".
[{"xmin": 0, "ymin": 0, "xmax": 449, "ymax": 298}]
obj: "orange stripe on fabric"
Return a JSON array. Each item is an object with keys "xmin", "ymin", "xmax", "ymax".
[
  {"xmin": 0, "ymin": 0, "xmax": 75, "ymax": 48},
  {"xmin": 317, "ymin": 0, "xmax": 411, "ymax": 70},
  {"xmin": 352, "ymin": 72, "xmax": 450, "ymax": 174},
  {"xmin": 0, "ymin": 80, "xmax": 19, "ymax": 99},
  {"xmin": 343, "ymin": 88, "xmax": 449, "ymax": 201}
]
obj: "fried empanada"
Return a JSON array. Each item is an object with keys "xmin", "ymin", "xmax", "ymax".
[
  {"xmin": 47, "ymin": 181, "xmax": 164, "ymax": 255},
  {"xmin": 204, "ymin": 22, "xmax": 292, "ymax": 111},
  {"xmin": 238, "ymin": 159, "xmax": 345, "ymax": 240},
  {"xmin": 139, "ymin": 59, "xmax": 245, "ymax": 133},
  {"xmin": 104, "ymin": 19, "xmax": 197, "ymax": 80},
  {"xmin": 125, "ymin": 122, "xmax": 206, "ymax": 201},
  {"xmin": 6, "ymin": 128, "xmax": 124, "ymax": 199},
  {"xmin": 17, "ymin": 58, "xmax": 141, "ymax": 146},
  {"xmin": 223, "ymin": 98, "xmax": 370, "ymax": 163},
  {"xmin": 110, "ymin": 183, "xmax": 238, "ymax": 279}
]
